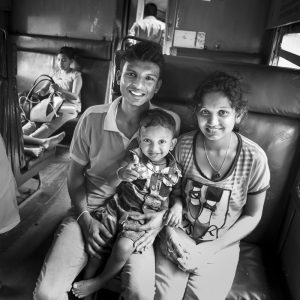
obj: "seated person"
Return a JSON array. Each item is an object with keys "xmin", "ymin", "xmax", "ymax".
[
  {"xmin": 23, "ymin": 131, "xmax": 66, "ymax": 158},
  {"xmin": 22, "ymin": 46, "xmax": 82, "ymax": 139},
  {"xmin": 72, "ymin": 109, "xmax": 182, "ymax": 299}
]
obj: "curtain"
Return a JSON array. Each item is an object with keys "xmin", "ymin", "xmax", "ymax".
[{"xmin": 0, "ymin": 29, "xmax": 25, "ymax": 175}]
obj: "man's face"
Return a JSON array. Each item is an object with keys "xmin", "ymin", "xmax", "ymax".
[{"xmin": 118, "ymin": 60, "xmax": 162, "ymax": 108}]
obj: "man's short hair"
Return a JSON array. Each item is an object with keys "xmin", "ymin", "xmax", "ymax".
[
  {"xmin": 120, "ymin": 41, "xmax": 164, "ymax": 78},
  {"xmin": 139, "ymin": 109, "xmax": 176, "ymax": 136},
  {"xmin": 144, "ymin": 3, "xmax": 157, "ymax": 17}
]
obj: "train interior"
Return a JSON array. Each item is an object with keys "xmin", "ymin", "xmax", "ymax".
[{"xmin": 0, "ymin": 0, "xmax": 300, "ymax": 299}]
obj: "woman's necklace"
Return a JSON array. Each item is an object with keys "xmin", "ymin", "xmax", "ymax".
[{"xmin": 203, "ymin": 133, "xmax": 232, "ymax": 180}]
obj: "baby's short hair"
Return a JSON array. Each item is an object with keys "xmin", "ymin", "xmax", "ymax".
[
  {"xmin": 120, "ymin": 41, "xmax": 164, "ymax": 78},
  {"xmin": 139, "ymin": 109, "xmax": 176, "ymax": 136}
]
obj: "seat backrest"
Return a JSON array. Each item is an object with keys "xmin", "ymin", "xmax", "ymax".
[
  {"xmin": 13, "ymin": 34, "xmax": 112, "ymax": 112},
  {"xmin": 153, "ymin": 55, "xmax": 300, "ymax": 247}
]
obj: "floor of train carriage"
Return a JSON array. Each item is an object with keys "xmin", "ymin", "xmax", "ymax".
[{"xmin": 0, "ymin": 146, "xmax": 119, "ymax": 300}]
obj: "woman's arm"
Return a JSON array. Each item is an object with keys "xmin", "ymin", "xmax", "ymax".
[
  {"xmin": 68, "ymin": 159, "xmax": 112, "ymax": 258},
  {"xmin": 162, "ymin": 192, "xmax": 267, "ymax": 272},
  {"xmin": 51, "ymin": 73, "xmax": 83, "ymax": 102},
  {"xmin": 201, "ymin": 191, "xmax": 267, "ymax": 255}
]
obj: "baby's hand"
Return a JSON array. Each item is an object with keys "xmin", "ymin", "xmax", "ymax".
[
  {"xmin": 117, "ymin": 162, "xmax": 140, "ymax": 182},
  {"xmin": 164, "ymin": 204, "xmax": 182, "ymax": 227}
]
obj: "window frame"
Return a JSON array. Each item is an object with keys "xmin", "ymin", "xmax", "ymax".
[{"xmin": 269, "ymin": 23, "xmax": 300, "ymax": 69}]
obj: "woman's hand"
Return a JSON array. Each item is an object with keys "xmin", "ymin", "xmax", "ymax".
[
  {"xmin": 50, "ymin": 83, "xmax": 62, "ymax": 94},
  {"xmin": 159, "ymin": 227, "xmax": 203, "ymax": 273},
  {"xmin": 134, "ymin": 227, "xmax": 160, "ymax": 252},
  {"xmin": 79, "ymin": 213, "xmax": 113, "ymax": 258}
]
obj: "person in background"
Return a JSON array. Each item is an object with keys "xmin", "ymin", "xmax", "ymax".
[
  {"xmin": 33, "ymin": 41, "xmax": 180, "ymax": 300},
  {"xmin": 129, "ymin": 3, "xmax": 165, "ymax": 46},
  {"xmin": 23, "ymin": 132, "xmax": 66, "ymax": 158},
  {"xmin": 0, "ymin": 134, "xmax": 20, "ymax": 234},
  {"xmin": 22, "ymin": 46, "xmax": 82, "ymax": 139}
]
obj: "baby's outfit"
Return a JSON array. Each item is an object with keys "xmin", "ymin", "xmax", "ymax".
[{"xmin": 92, "ymin": 148, "xmax": 181, "ymax": 251}]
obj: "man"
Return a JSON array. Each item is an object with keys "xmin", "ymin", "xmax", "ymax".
[
  {"xmin": 129, "ymin": 3, "xmax": 165, "ymax": 46},
  {"xmin": 33, "ymin": 41, "xmax": 180, "ymax": 300}
]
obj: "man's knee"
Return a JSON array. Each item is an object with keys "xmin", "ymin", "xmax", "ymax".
[
  {"xmin": 123, "ymin": 284, "xmax": 155, "ymax": 300},
  {"xmin": 33, "ymin": 283, "xmax": 64, "ymax": 300}
]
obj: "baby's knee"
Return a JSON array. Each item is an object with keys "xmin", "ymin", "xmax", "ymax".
[{"xmin": 114, "ymin": 238, "xmax": 134, "ymax": 259}]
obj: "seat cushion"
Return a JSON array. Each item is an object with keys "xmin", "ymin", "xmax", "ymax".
[{"xmin": 227, "ymin": 242, "xmax": 289, "ymax": 300}]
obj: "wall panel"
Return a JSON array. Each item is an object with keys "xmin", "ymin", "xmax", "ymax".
[
  {"xmin": 10, "ymin": 0, "xmax": 116, "ymax": 40},
  {"xmin": 173, "ymin": 0, "xmax": 271, "ymax": 54}
]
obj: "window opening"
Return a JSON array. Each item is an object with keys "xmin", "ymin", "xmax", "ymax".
[{"xmin": 269, "ymin": 23, "xmax": 300, "ymax": 69}]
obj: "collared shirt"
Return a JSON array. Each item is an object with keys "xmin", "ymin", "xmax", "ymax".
[
  {"xmin": 70, "ymin": 97, "xmax": 180, "ymax": 209},
  {"xmin": 129, "ymin": 16, "xmax": 165, "ymax": 45}
]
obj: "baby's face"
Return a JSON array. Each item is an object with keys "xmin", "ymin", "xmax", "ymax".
[{"xmin": 139, "ymin": 125, "xmax": 177, "ymax": 164}]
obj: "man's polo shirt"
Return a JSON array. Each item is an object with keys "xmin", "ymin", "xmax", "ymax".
[{"xmin": 70, "ymin": 97, "xmax": 180, "ymax": 209}]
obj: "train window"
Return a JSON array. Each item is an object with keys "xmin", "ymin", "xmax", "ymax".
[{"xmin": 270, "ymin": 23, "xmax": 300, "ymax": 70}]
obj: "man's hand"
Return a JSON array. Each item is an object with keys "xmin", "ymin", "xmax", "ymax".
[
  {"xmin": 124, "ymin": 210, "xmax": 166, "ymax": 232},
  {"xmin": 122, "ymin": 210, "xmax": 166, "ymax": 252},
  {"xmin": 79, "ymin": 213, "xmax": 113, "ymax": 258}
]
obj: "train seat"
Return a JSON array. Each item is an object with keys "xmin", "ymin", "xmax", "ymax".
[
  {"xmin": 97, "ymin": 55, "xmax": 300, "ymax": 300},
  {"xmin": 152, "ymin": 55, "xmax": 300, "ymax": 300},
  {"xmin": 13, "ymin": 34, "xmax": 113, "ymax": 144},
  {"xmin": 9, "ymin": 35, "xmax": 113, "ymax": 186}
]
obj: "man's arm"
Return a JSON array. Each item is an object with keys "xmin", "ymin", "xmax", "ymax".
[{"xmin": 67, "ymin": 159, "xmax": 112, "ymax": 258}]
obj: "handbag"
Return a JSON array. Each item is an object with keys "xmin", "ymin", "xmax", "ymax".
[
  {"xmin": 19, "ymin": 74, "xmax": 63, "ymax": 122},
  {"xmin": 30, "ymin": 93, "xmax": 64, "ymax": 122}
]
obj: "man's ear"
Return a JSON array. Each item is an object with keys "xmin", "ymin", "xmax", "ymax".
[
  {"xmin": 170, "ymin": 138, "xmax": 177, "ymax": 151},
  {"xmin": 155, "ymin": 79, "xmax": 162, "ymax": 94},
  {"xmin": 116, "ymin": 70, "xmax": 121, "ymax": 85}
]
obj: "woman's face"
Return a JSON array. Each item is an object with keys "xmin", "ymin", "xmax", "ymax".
[
  {"xmin": 196, "ymin": 91, "xmax": 241, "ymax": 141},
  {"xmin": 56, "ymin": 53, "xmax": 72, "ymax": 71}
]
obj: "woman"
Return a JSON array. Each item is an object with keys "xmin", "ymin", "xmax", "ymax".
[
  {"xmin": 125, "ymin": 72, "xmax": 270, "ymax": 300},
  {"xmin": 22, "ymin": 46, "xmax": 82, "ymax": 139}
]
